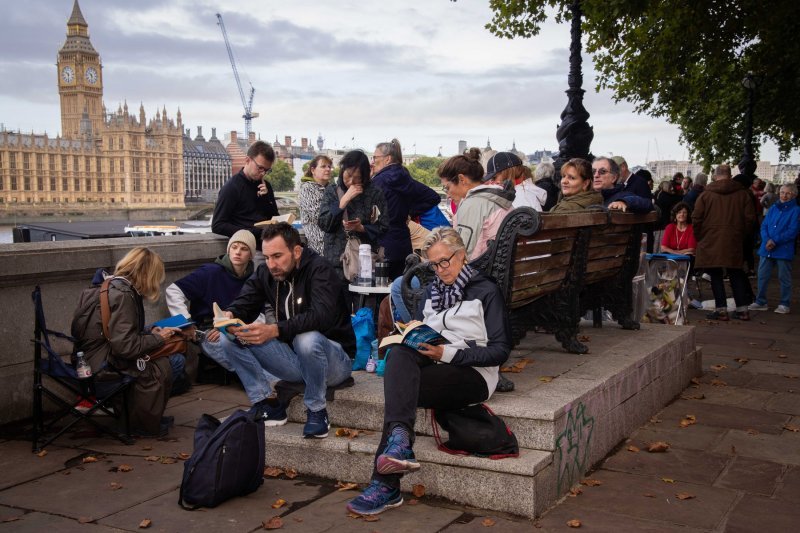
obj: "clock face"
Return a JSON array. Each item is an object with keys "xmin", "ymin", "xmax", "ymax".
[
  {"xmin": 85, "ymin": 67, "xmax": 98, "ymax": 84},
  {"xmin": 61, "ymin": 66, "xmax": 74, "ymax": 83}
]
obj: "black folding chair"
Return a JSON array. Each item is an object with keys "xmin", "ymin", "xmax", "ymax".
[{"xmin": 31, "ymin": 285, "xmax": 135, "ymax": 452}]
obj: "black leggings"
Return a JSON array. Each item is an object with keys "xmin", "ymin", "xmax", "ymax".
[{"xmin": 372, "ymin": 345, "xmax": 489, "ymax": 487}]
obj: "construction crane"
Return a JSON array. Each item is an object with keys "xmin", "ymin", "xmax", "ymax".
[{"xmin": 216, "ymin": 13, "xmax": 258, "ymax": 140}]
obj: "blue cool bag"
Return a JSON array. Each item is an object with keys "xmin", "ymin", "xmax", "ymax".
[
  {"xmin": 179, "ymin": 409, "xmax": 265, "ymax": 509},
  {"xmin": 351, "ymin": 307, "xmax": 375, "ymax": 371}
]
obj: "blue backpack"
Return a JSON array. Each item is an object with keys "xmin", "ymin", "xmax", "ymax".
[{"xmin": 179, "ymin": 409, "xmax": 265, "ymax": 509}]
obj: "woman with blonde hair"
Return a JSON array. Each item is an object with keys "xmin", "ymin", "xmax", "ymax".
[
  {"xmin": 348, "ymin": 227, "xmax": 511, "ymax": 516},
  {"xmin": 549, "ymin": 158, "xmax": 602, "ymax": 212},
  {"xmin": 72, "ymin": 247, "xmax": 181, "ymax": 437},
  {"xmin": 298, "ymin": 155, "xmax": 334, "ymax": 255}
]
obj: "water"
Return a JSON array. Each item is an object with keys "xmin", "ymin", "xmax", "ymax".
[{"xmin": 0, "ymin": 225, "xmax": 14, "ymax": 243}]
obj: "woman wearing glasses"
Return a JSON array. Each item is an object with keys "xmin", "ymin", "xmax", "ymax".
[
  {"xmin": 297, "ymin": 155, "xmax": 333, "ymax": 255},
  {"xmin": 549, "ymin": 158, "xmax": 603, "ymax": 213},
  {"xmin": 318, "ymin": 150, "xmax": 389, "ymax": 281},
  {"xmin": 347, "ymin": 227, "xmax": 511, "ymax": 516}
]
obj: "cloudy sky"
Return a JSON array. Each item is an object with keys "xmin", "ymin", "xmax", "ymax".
[{"xmin": 0, "ymin": 0, "xmax": 795, "ymax": 166}]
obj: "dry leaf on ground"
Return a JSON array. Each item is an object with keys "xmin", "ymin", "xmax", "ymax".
[
  {"xmin": 778, "ymin": 354, "xmax": 788, "ymax": 359},
  {"xmin": 734, "ymin": 358, "xmax": 749, "ymax": 364},
  {"xmin": 538, "ymin": 376, "xmax": 554, "ymax": 383},
  {"xmin": 690, "ymin": 378, "xmax": 702, "ymax": 386},
  {"xmin": 676, "ymin": 492, "xmax": 695, "ymax": 500},
  {"xmin": 347, "ymin": 513, "xmax": 361, "ymax": 519},
  {"xmin": 710, "ymin": 364, "xmax": 727, "ymax": 372},
  {"xmin": 144, "ymin": 456, "xmax": 159, "ymax": 462},
  {"xmin": 661, "ymin": 477, "xmax": 675, "ymax": 483},
  {"xmin": 271, "ymin": 499, "xmax": 287, "ymax": 509},
  {"xmin": 335, "ymin": 481, "xmax": 358, "ymax": 491},
  {"xmin": 579, "ymin": 478, "xmax": 602, "ymax": 487},
  {"xmin": 578, "ymin": 334, "xmax": 590, "ymax": 342},
  {"xmin": 109, "ymin": 482, "xmax": 123, "ymax": 490},
  {"xmin": 643, "ymin": 493, "xmax": 656, "ymax": 498},
  {"xmin": 283, "ymin": 468, "xmax": 298, "ymax": 479},
  {"xmin": 363, "ymin": 515, "xmax": 380, "ymax": 522},
  {"xmin": 262, "ymin": 516, "xmax": 283, "ymax": 530},
  {"xmin": 264, "ymin": 467, "xmax": 283, "ymax": 477},
  {"xmin": 36, "ymin": 450, "xmax": 47, "ymax": 457},
  {"xmin": 566, "ymin": 519, "xmax": 582, "ymax": 528},
  {"xmin": 159, "ymin": 457, "xmax": 176, "ymax": 465},
  {"xmin": 647, "ymin": 441, "xmax": 670, "ymax": 453},
  {"xmin": 746, "ymin": 428, "xmax": 760, "ymax": 436},
  {"xmin": 649, "ymin": 416, "xmax": 662, "ymax": 424},
  {"xmin": 783, "ymin": 425, "xmax": 800, "ymax": 432},
  {"xmin": 627, "ymin": 445, "xmax": 640, "ymax": 453},
  {"xmin": 412, "ymin": 484, "xmax": 426, "ymax": 498},
  {"xmin": 117, "ymin": 464, "xmax": 133, "ymax": 472},
  {"xmin": 482, "ymin": 517, "xmax": 496, "ymax": 527},
  {"xmin": 569, "ymin": 487, "xmax": 583, "ymax": 497},
  {"xmin": 138, "ymin": 519, "xmax": 152, "ymax": 529},
  {"xmin": 710, "ymin": 379, "xmax": 727, "ymax": 387},
  {"xmin": 679, "ymin": 415, "xmax": 697, "ymax": 428},
  {"xmin": 335, "ymin": 428, "xmax": 360, "ymax": 439},
  {"xmin": 177, "ymin": 453, "xmax": 190, "ymax": 460},
  {"xmin": 141, "ymin": 445, "xmax": 152, "ymax": 451},
  {"xmin": 78, "ymin": 517, "xmax": 93, "ymax": 523},
  {"xmin": 82, "ymin": 456, "xmax": 98, "ymax": 464}
]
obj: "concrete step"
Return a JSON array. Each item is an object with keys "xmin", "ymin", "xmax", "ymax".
[{"xmin": 264, "ymin": 422, "xmax": 553, "ymax": 517}]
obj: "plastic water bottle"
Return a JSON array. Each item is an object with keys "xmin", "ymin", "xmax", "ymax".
[
  {"xmin": 358, "ymin": 244, "xmax": 373, "ymax": 286},
  {"xmin": 75, "ymin": 351, "xmax": 92, "ymax": 379}
]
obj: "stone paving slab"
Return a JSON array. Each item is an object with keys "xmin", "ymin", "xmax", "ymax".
[
  {"xmin": 629, "ymin": 423, "xmax": 728, "ymax": 452},
  {"xmin": 698, "ymin": 343, "xmax": 792, "ymax": 362},
  {"xmin": 657, "ymin": 399, "xmax": 791, "ymax": 434},
  {"xmin": 0, "ymin": 440, "xmax": 84, "ymax": 491},
  {"xmin": 532, "ymin": 505, "xmax": 709, "ymax": 532},
  {"xmin": 684, "ymin": 383, "xmax": 774, "ymax": 409},
  {"xmin": 764, "ymin": 392, "xmax": 800, "ymax": 415},
  {"xmin": 776, "ymin": 465, "xmax": 800, "ymax": 503},
  {"xmin": 441, "ymin": 513, "xmax": 534, "ymax": 532},
  {"xmin": 712, "ymin": 429, "xmax": 800, "ymax": 466},
  {"xmin": 745, "ymin": 373, "xmax": 800, "ymax": 393},
  {"xmin": 98, "ymin": 479, "xmax": 325, "ymax": 532},
  {"xmin": 0, "ymin": 511, "xmax": 124, "ymax": 532},
  {"xmin": 0, "ymin": 452, "xmax": 183, "ymax": 521},
  {"xmin": 602, "ymin": 445, "xmax": 730, "ymax": 485},
  {"xmin": 164, "ymin": 397, "xmax": 242, "ymax": 427},
  {"xmin": 714, "ymin": 456, "xmax": 783, "ymax": 495},
  {"xmin": 724, "ymin": 493, "xmax": 800, "ymax": 533},
  {"xmin": 79, "ymin": 424, "xmax": 196, "ymax": 458}
]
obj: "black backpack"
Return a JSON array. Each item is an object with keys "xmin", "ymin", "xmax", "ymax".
[
  {"xmin": 179, "ymin": 409, "xmax": 265, "ymax": 509},
  {"xmin": 432, "ymin": 404, "xmax": 519, "ymax": 459}
]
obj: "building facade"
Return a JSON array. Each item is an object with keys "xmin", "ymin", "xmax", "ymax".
[
  {"xmin": 183, "ymin": 127, "xmax": 231, "ymax": 203},
  {"xmin": 0, "ymin": 0, "xmax": 184, "ymax": 208}
]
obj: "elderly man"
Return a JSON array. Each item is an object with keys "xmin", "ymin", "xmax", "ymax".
[
  {"xmin": 612, "ymin": 155, "xmax": 653, "ymax": 199},
  {"xmin": 592, "ymin": 157, "xmax": 653, "ymax": 213},
  {"xmin": 749, "ymin": 184, "xmax": 800, "ymax": 314},
  {"xmin": 684, "ymin": 172, "xmax": 707, "ymax": 208},
  {"xmin": 693, "ymin": 164, "xmax": 757, "ymax": 321}
]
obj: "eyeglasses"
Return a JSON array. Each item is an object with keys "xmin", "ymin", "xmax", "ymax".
[
  {"xmin": 250, "ymin": 159, "xmax": 272, "ymax": 174},
  {"xmin": 371, "ymin": 154, "xmax": 389, "ymax": 163},
  {"xmin": 592, "ymin": 168, "xmax": 610, "ymax": 176},
  {"xmin": 430, "ymin": 251, "xmax": 457, "ymax": 271}
]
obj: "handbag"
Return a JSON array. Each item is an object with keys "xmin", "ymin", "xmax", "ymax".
[
  {"xmin": 431, "ymin": 403, "xmax": 519, "ymax": 459},
  {"xmin": 340, "ymin": 234, "xmax": 361, "ymax": 282}
]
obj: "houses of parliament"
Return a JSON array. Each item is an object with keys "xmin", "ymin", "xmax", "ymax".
[{"xmin": 0, "ymin": 1, "xmax": 186, "ymax": 209}]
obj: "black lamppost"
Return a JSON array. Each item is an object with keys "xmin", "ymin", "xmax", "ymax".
[
  {"xmin": 554, "ymin": 0, "xmax": 594, "ymax": 175},
  {"xmin": 738, "ymin": 71, "xmax": 762, "ymax": 180}
]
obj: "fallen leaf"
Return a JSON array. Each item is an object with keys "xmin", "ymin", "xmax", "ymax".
[
  {"xmin": 335, "ymin": 481, "xmax": 358, "ymax": 491},
  {"xmin": 159, "ymin": 457, "xmax": 176, "ymax": 465},
  {"xmin": 78, "ymin": 517, "xmax": 93, "ymax": 523},
  {"xmin": 500, "ymin": 366, "xmax": 521, "ymax": 373},
  {"xmin": 363, "ymin": 515, "xmax": 380, "ymax": 522},
  {"xmin": 334, "ymin": 427, "xmax": 360, "ymax": 439},
  {"xmin": 283, "ymin": 468, "xmax": 298, "ymax": 479},
  {"xmin": 538, "ymin": 376, "xmax": 554, "ymax": 383},
  {"xmin": 292, "ymin": 517, "xmax": 304, "ymax": 523},
  {"xmin": 676, "ymin": 492, "xmax": 696, "ymax": 500},
  {"xmin": 681, "ymin": 393, "xmax": 705, "ymax": 400},
  {"xmin": 579, "ymin": 478, "xmax": 602, "ymax": 487},
  {"xmin": 177, "ymin": 453, "xmax": 190, "ymax": 460},
  {"xmin": 117, "ymin": 464, "xmax": 133, "ymax": 472},
  {"xmin": 138, "ymin": 518, "xmax": 152, "ymax": 529},
  {"xmin": 412, "ymin": 484, "xmax": 426, "ymax": 498},
  {"xmin": 271, "ymin": 498, "xmax": 287, "ymax": 509},
  {"xmin": 262, "ymin": 516, "xmax": 283, "ymax": 530},
  {"xmin": 661, "ymin": 478, "xmax": 675, "ymax": 483},
  {"xmin": 569, "ymin": 487, "xmax": 583, "ymax": 497},
  {"xmin": 627, "ymin": 445, "xmax": 640, "ymax": 453},
  {"xmin": 690, "ymin": 378, "xmax": 702, "ymax": 386},
  {"xmin": 578, "ymin": 334, "xmax": 590, "ymax": 342},
  {"xmin": 783, "ymin": 424, "xmax": 800, "ymax": 433},
  {"xmin": 647, "ymin": 441, "xmax": 670, "ymax": 453},
  {"xmin": 141, "ymin": 445, "xmax": 153, "ymax": 451},
  {"xmin": 82, "ymin": 456, "xmax": 98, "ymax": 464},
  {"xmin": 710, "ymin": 364, "xmax": 727, "ymax": 372},
  {"xmin": 778, "ymin": 354, "xmax": 788, "ymax": 359},
  {"xmin": 748, "ymin": 342, "xmax": 758, "ymax": 346},
  {"xmin": 649, "ymin": 416, "xmax": 662, "ymax": 424},
  {"xmin": 407, "ymin": 498, "xmax": 419, "ymax": 505},
  {"xmin": 347, "ymin": 513, "xmax": 361, "ymax": 519},
  {"xmin": 264, "ymin": 467, "xmax": 283, "ymax": 477},
  {"xmin": 110, "ymin": 482, "xmax": 123, "ymax": 490},
  {"xmin": 36, "ymin": 450, "xmax": 48, "ymax": 457},
  {"xmin": 746, "ymin": 428, "xmax": 760, "ymax": 436},
  {"xmin": 566, "ymin": 519, "xmax": 582, "ymax": 528},
  {"xmin": 734, "ymin": 358, "xmax": 749, "ymax": 364},
  {"xmin": 679, "ymin": 415, "xmax": 697, "ymax": 428},
  {"xmin": 144, "ymin": 456, "xmax": 159, "ymax": 462},
  {"xmin": 643, "ymin": 493, "xmax": 656, "ymax": 498},
  {"xmin": 710, "ymin": 379, "xmax": 727, "ymax": 387},
  {"xmin": 482, "ymin": 517, "xmax": 496, "ymax": 527}
]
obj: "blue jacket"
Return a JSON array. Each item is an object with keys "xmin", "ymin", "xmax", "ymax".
[
  {"xmin": 371, "ymin": 164, "xmax": 440, "ymax": 262},
  {"xmin": 171, "ymin": 256, "xmax": 253, "ymax": 326},
  {"xmin": 601, "ymin": 185, "xmax": 654, "ymax": 214},
  {"xmin": 759, "ymin": 199, "xmax": 800, "ymax": 260}
]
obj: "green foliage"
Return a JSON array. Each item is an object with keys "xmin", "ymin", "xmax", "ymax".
[
  {"xmin": 407, "ymin": 156, "xmax": 445, "ymax": 188},
  {"xmin": 484, "ymin": 0, "xmax": 800, "ymax": 165},
  {"xmin": 267, "ymin": 159, "xmax": 296, "ymax": 192}
]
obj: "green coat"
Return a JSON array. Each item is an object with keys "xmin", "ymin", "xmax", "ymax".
[{"xmin": 549, "ymin": 190, "xmax": 603, "ymax": 213}]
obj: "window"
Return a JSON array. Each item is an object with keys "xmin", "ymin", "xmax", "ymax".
[
  {"xmin": 37, "ymin": 176, "xmax": 43, "ymax": 191},
  {"xmin": 49, "ymin": 154, "xmax": 56, "ymax": 171},
  {"xmin": 85, "ymin": 157, "xmax": 91, "ymax": 172},
  {"xmin": 74, "ymin": 178, "xmax": 80, "ymax": 191},
  {"xmin": 23, "ymin": 153, "xmax": 30, "ymax": 170},
  {"xmin": 73, "ymin": 156, "xmax": 79, "ymax": 172},
  {"xmin": 24, "ymin": 177, "xmax": 31, "ymax": 190},
  {"xmin": 10, "ymin": 176, "xmax": 17, "ymax": 190},
  {"xmin": 96, "ymin": 178, "xmax": 102, "ymax": 192},
  {"xmin": 50, "ymin": 177, "xmax": 56, "ymax": 191},
  {"xmin": 36, "ymin": 153, "xmax": 43, "ymax": 169},
  {"xmin": 9, "ymin": 152, "xmax": 17, "ymax": 169},
  {"xmin": 85, "ymin": 178, "xmax": 91, "ymax": 192},
  {"xmin": 62, "ymin": 177, "xmax": 68, "ymax": 190},
  {"xmin": 61, "ymin": 155, "xmax": 68, "ymax": 171}
]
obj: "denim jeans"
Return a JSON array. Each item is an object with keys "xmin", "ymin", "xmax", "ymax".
[
  {"xmin": 755, "ymin": 256, "xmax": 793, "ymax": 307},
  {"xmin": 389, "ymin": 275, "xmax": 421, "ymax": 323},
  {"xmin": 207, "ymin": 331, "xmax": 352, "ymax": 412}
]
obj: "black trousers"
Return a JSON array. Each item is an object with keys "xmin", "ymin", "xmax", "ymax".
[
  {"xmin": 372, "ymin": 345, "xmax": 488, "ymax": 487},
  {"xmin": 707, "ymin": 267, "xmax": 752, "ymax": 309}
]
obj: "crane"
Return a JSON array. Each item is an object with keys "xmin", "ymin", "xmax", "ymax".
[{"xmin": 216, "ymin": 13, "xmax": 258, "ymax": 140}]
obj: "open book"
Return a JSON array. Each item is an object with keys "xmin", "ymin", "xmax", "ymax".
[
  {"xmin": 379, "ymin": 320, "xmax": 449, "ymax": 350},
  {"xmin": 150, "ymin": 314, "xmax": 194, "ymax": 330},
  {"xmin": 255, "ymin": 213, "xmax": 296, "ymax": 227},
  {"xmin": 212, "ymin": 302, "xmax": 246, "ymax": 336}
]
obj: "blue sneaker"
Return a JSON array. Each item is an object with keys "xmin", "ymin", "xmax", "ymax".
[
  {"xmin": 376, "ymin": 426, "xmax": 420, "ymax": 475},
  {"xmin": 253, "ymin": 398, "xmax": 288, "ymax": 427},
  {"xmin": 303, "ymin": 408, "xmax": 329, "ymax": 438},
  {"xmin": 347, "ymin": 480, "xmax": 403, "ymax": 516}
]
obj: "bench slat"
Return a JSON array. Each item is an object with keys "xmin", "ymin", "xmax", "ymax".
[
  {"xmin": 585, "ymin": 256, "xmax": 625, "ymax": 274},
  {"xmin": 587, "ymin": 233, "xmax": 630, "ymax": 247},
  {"xmin": 510, "ymin": 279, "xmax": 563, "ymax": 306},
  {"xmin": 514, "ymin": 238, "xmax": 574, "ymax": 257},
  {"xmin": 587, "ymin": 246, "xmax": 628, "ymax": 260},
  {"xmin": 513, "ymin": 252, "xmax": 572, "ymax": 276}
]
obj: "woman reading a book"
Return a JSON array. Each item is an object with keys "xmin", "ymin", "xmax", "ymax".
[{"xmin": 347, "ymin": 227, "xmax": 511, "ymax": 516}]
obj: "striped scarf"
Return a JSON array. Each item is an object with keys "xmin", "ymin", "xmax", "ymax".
[{"xmin": 430, "ymin": 264, "xmax": 477, "ymax": 312}]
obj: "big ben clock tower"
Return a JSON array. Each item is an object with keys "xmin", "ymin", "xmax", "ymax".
[{"xmin": 57, "ymin": 0, "xmax": 103, "ymax": 138}]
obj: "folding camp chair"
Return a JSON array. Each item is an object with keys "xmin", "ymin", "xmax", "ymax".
[{"xmin": 31, "ymin": 285, "xmax": 135, "ymax": 452}]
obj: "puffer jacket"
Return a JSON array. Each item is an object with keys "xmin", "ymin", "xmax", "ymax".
[
  {"xmin": 758, "ymin": 199, "xmax": 800, "ymax": 260},
  {"xmin": 692, "ymin": 179, "xmax": 756, "ymax": 269}
]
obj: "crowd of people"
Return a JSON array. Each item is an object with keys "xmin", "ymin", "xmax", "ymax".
[{"xmin": 69, "ymin": 138, "xmax": 800, "ymax": 516}]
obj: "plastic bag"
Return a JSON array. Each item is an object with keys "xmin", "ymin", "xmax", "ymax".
[{"xmin": 351, "ymin": 308, "xmax": 375, "ymax": 371}]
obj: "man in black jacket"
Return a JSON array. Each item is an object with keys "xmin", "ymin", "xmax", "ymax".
[
  {"xmin": 211, "ymin": 140, "xmax": 279, "ymax": 252},
  {"xmin": 209, "ymin": 223, "xmax": 355, "ymax": 438}
]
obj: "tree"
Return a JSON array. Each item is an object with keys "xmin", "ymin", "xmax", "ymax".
[
  {"xmin": 483, "ymin": 0, "xmax": 800, "ymax": 166},
  {"xmin": 267, "ymin": 159, "xmax": 296, "ymax": 192},
  {"xmin": 407, "ymin": 156, "xmax": 445, "ymax": 188}
]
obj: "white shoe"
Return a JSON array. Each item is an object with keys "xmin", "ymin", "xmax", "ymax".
[
  {"xmin": 748, "ymin": 302, "xmax": 768, "ymax": 311},
  {"xmin": 701, "ymin": 273, "xmax": 712, "ymax": 282},
  {"xmin": 775, "ymin": 305, "xmax": 790, "ymax": 314}
]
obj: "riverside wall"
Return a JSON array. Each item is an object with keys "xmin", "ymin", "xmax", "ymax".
[{"xmin": 0, "ymin": 234, "xmax": 227, "ymax": 426}]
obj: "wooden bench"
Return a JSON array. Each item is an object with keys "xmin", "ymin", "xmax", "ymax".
[{"xmin": 401, "ymin": 207, "xmax": 656, "ymax": 354}]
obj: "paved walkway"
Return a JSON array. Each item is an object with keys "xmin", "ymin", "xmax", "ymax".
[{"xmin": 1, "ymin": 262, "xmax": 798, "ymax": 531}]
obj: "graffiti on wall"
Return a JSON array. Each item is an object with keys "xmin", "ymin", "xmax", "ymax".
[{"xmin": 555, "ymin": 402, "xmax": 595, "ymax": 494}]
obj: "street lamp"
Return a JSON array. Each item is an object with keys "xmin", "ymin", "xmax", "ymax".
[
  {"xmin": 738, "ymin": 71, "xmax": 763, "ymax": 180},
  {"xmin": 554, "ymin": 0, "xmax": 594, "ymax": 175}
]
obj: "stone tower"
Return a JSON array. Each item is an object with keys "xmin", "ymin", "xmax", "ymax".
[{"xmin": 57, "ymin": 0, "xmax": 103, "ymax": 138}]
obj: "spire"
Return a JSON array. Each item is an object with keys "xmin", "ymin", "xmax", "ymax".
[{"xmin": 68, "ymin": 0, "xmax": 88, "ymax": 27}]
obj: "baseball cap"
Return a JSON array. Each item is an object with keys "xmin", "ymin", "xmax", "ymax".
[{"xmin": 483, "ymin": 152, "xmax": 523, "ymax": 182}]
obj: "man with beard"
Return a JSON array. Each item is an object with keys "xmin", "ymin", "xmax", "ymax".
[{"xmin": 210, "ymin": 223, "xmax": 355, "ymax": 438}]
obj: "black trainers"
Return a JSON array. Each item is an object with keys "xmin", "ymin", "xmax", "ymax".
[
  {"xmin": 253, "ymin": 397, "xmax": 288, "ymax": 427},
  {"xmin": 303, "ymin": 408, "xmax": 330, "ymax": 438}
]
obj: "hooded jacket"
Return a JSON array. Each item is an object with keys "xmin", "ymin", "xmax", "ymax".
[
  {"xmin": 550, "ymin": 190, "xmax": 604, "ymax": 213},
  {"xmin": 692, "ymin": 179, "xmax": 756, "ymax": 269},
  {"xmin": 371, "ymin": 164, "xmax": 441, "ymax": 262},
  {"xmin": 758, "ymin": 199, "xmax": 800, "ymax": 261},
  {"xmin": 211, "ymin": 169, "xmax": 279, "ymax": 251},
  {"xmin": 513, "ymin": 179, "xmax": 548, "ymax": 211},
  {"xmin": 226, "ymin": 246, "xmax": 356, "ymax": 356},
  {"xmin": 455, "ymin": 184, "xmax": 515, "ymax": 259},
  {"xmin": 535, "ymin": 177, "xmax": 559, "ymax": 212}
]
